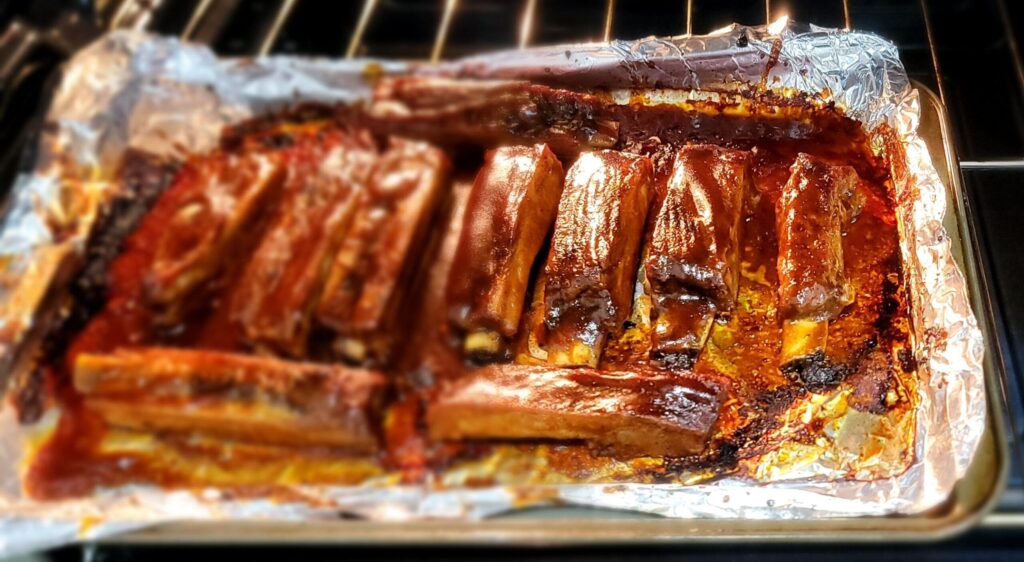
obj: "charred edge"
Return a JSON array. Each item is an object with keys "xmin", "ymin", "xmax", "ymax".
[
  {"xmin": 843, "ymin": 325, "xmax": 904, "ymax": 415},
  {"xmin": 650, "ymin": 350, "xmax": 697, "ymax": 371},
  {"xmin": 464, "ymin": 344, "xmax": 512, "ymax": 366},
  {"xmin": 781, "ymin": 350, "xmax": 850, "ymax": 391},
  {"xmin": 220, "ymin": 103, "xmax": 338, "ymax": 151},
  {"xmin": 43, "ymin": 152, "xmax": 178, "ymax": 359},
  {"xmin": 663, "ymin": 385, "xmax": 803, "ymax": 474},
  {"xmin": 256, "ymin": 132, "xmax": 295, "ymax": 150},
  {"xmin": 14, "ymin": 151, "xmax": 178, "ymax": 420},
  {"xmin": 13, "ymin": 364, "xmax": 46, "ymax": 424},
  {"xmin": 873, "ymin": 255, "xmax": 903, "ymax": 335},
  {"xmin": 723, "ymin": 384, "xmax": 808, "ymax": 460},
  {"xmin": 897, "ymin": 347, "xmax": 917, "ymax": 374},
  {"xmin": 809, "ymin": 250, "xmax": 905, "ymax": 412},
  {"xmin": 75, "ymin": 151, "xmax": 180, "ymax": 316},
  {"xmin": 847, "ymin": 354, "xmax": 893, "ymax": 415},
  {"xmin": 881, "ymin": 256, "xmax": 917, "ymax": 376},
  {"xmin": 512, "ymin": 90, "xmax": 603, "ymax": 140}
]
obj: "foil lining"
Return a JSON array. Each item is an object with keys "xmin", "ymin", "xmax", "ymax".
[{"xmin": 0, "ymin": 20, "xmax": 987, "ymax": 556}]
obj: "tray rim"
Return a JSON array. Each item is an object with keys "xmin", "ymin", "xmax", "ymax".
[{"xmin": 97, "ymin": 80, "xmax": 1009, "ymax": 545}]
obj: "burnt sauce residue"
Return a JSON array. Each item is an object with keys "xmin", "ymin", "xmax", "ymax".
[{"xmin": 20, "ymin": 86, "xmax": 914, "ymax": 498}]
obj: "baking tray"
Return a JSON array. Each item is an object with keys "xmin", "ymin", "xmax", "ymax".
[{"xmin": 90, "ymin": 81, "xmax": 1007, "ymax": 545}]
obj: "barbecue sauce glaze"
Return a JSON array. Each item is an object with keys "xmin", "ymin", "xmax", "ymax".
[{"xmin": 22, "ymin": 88, "xmax": 912, "ymax": 498}]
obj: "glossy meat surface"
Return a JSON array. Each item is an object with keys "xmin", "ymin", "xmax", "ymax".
[
  {"xmin": 447, "ymin": 144, "xmax": 564, "ymax": 351},
  {"xmin": 541, "ymin": 150, "xmax": 653, "ymax": 366},
  {"xmin": 646, "ymin": 145, "xmax": 749, "ymax": 307},
  {"xmin": 74, "ymin": 347, "xmax": 387, "ymax": 450},
  {"xmin": 366, "ymin": 77, "xmax": 876, "ymax": 165},
  {"xmin": 645, "ymin": 145, "xmax": 749, "ymax": 364},
  {"xmin": 143, "ymin": 152, "xmax": 286, "ymax": 325},
  {"xmin": 230, "ymin": 136, "xmax": 374, "ymax": 356},
  {"xmin": 427, "ymin": 363, "xmax": 725, "ymax": 457},
  {"xmin": 316, "ymin": 138, "xmax": 449, "ymax": 362},
  {"xmin": 368, "ymin": 77, "xmax": 619, "ymax": 156},
  {"xmin": 648, "ymin": 296, "xmax": 716, "ymax": 369},
  {"xmin": 776, "ymin": 153, "xmax": 859, "ymax": 321},
  {"xmin": 24, "ymin": 83, "xmax": 913, "ymax": 496}
]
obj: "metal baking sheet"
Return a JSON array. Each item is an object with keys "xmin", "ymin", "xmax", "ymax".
[
  {"xmin": 98, "ymin": 82, "xmax": 1008, "ymax": 545},
  {"xmin": 0, "ymin": 21, "xmax": 1003, "ymax": 552}
]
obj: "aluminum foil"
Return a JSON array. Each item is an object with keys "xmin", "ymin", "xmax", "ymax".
[{"xmin": 0, "ymin": 20, "xmax": 987, "ymax": 556}]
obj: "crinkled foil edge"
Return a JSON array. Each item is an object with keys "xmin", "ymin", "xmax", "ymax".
[{"xmin": 0, "ymin": 21, "xmax": 987, "ymax": 556}]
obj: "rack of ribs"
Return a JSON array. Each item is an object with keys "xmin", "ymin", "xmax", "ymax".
[
  {"xmin": 143, "ymin": 151, "xmax": 286, "ymax": 326},
  {"xmin": 315, "ymin": 138, "xmax": 449, "ymax": 364},
  {"xmin": 73, "ymin": 347, "xmax": 388, "ymax": 451},
  {"xmin": 776, "ymin": 153, "xmax": 861, "ymax": 387},
  {"xmin": 446, "ymin": 144, "xmax": 565, "ymax": 360},
  {"xmin": 230, "ymin": 133, "xmax": 375, "ymax": 357},
  {"xmin": 366, "ymin": 77, "xmax": 619, "ymax": 157},
  {"xmin": 644, "ymin": 145, "xmax": 750, "ymax": 369},
  {"xmin": 535, "ymin": 150, "xmax": 653, "ymax": 367},
  {"xmin": 427, "ymin": 363, "xmax": 725, "ymax": 457}
]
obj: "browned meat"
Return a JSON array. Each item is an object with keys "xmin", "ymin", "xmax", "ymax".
[
  {"xmin": 231, "ymin": 138, "xmax": 375, "ymax": 356},
  {"xmin": 427, "ymin": 363, "xmax": 725, "ymax": 457},
  {"xmin": 74, "ymin": 347, "xmax": 388, "ymax": 451},
  {"xmin": 316, "ymin": 138, "xmax": 449, "ymax": 363},
  {"xmin": 777, "ymin": 153, "xmax": 858, "ymax": 321},
  {"xmin": 645, "ymin": 145, "xmax": 750, "ymax": 366},
  {"xmin": 845, "ymin": 349, "xmax": 893, "ymax": 414},
  {"xmin": 143, "ymin": 151, "xmax": 286, "ymax": 325},
  {"xmin": 777, "ymin": 153, "xmax": 860, "ymax": 371},
  {"xmin": 649, "ymin": 296, "xmax": 717, "ymax": 370},
  {"xmin": 397, "ymin": 179, "xmax": 474, "ymax": 382},
  {"xmin": 366, "ymin": 77, "xmax": 619, "ymax": 157},
  {"xmin": 539, "ymin": 150, "xmax": 653, "ymax": 366},
  {"xmin": 446, "ymin": 144, "xmax": 564, "ymax": 358},
  {"xmin": 647, "ymin": 145, "xmax": 750, "ymax": 306},
  {"xmin": 365, "ymin": 77, "xmax": 874, "ymax": 165}
]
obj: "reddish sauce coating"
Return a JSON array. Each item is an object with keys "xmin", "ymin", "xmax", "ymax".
[
  {"xmin": 777, "ymin": 154, "xmax": 860, "ymax": 321},
  {"xmin": 144, "ymin": 151, "xmax": 286, "ymax": 325},
  {"xmin": 314, "ymin": 138, "xmax": 449, "ymax": 365},
  {"xmin": 645, "ymin": 145, "xmax": 750, "ymax": 365},
  {"xmin": 428, "ymin": 364, "xmax": 725, "ymax": 458},
  {"xmin": 229, "ymin": 131, "xmax": 373, "ymax": 356},
  {"xmin": 540, "ymin": 150, "xmax": 653, "ymax": 366},
  {"xmin": 447, "ymin": 144, "xmax": 565, "ymax": 341},
  {"xmin": 23, "ymin": 80, "xmax": 912, "ymax": 498},
  {"xmin": 73, "ymin": 347, "xmax": 388, "ymax": 450},
  {"xmin": 646, "ymin": 145, "xmax": 750, "ymax": 308}
]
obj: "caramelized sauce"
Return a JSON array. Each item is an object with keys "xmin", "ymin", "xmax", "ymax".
[{"xmin": 23, "ymin": 87, "xmax": 913, "ymax": 498}]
